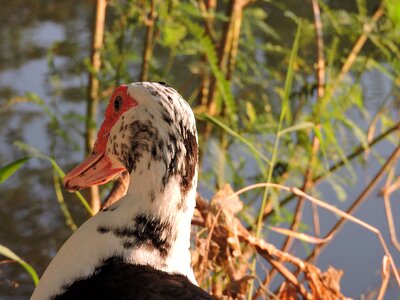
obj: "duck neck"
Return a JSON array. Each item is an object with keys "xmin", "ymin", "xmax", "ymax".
[{"xmin": 100, "ymin": 155, "xmax": 198, "ymax": 283}]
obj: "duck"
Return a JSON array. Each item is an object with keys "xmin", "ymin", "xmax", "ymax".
[{"xmin": 31, "ymin": 82, "xmax": 213, "ymax": 300}]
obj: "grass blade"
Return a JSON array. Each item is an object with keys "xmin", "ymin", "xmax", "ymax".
[
  {"xmin": 0, "ymin": 157, "xmax": 31, "ymax": 184},
  {"xmin": 14, "ymin": 142, "xmax": 94, "ymax": 216},
  {"xmin": 200, "ymin": 114, "xmax": 270, "ymax": 168},
  {"xmin": 258, "ymin": 21, "xmax": 302, "ymax": 228},
  {"xmin": 278, "ymin": 122, "xmax": 315, "ymax": 137},
  {"xmin": 0, "ymin": 244, "xmax": 39, "ymax": 286},
  {"xmin": 53, "ymin": 171, "xmax": 78, "ymax": 231}
]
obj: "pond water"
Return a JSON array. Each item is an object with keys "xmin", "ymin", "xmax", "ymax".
[{"xmin": 0, "ymin": 1, "xmax": 399, "ymax": 299}]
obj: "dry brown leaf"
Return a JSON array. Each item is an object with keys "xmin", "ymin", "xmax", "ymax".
[
  {"xmin": 278, "ymin": 282, "xmax": 300, "ymax": 300},
  {"xmin": 210, "ymin": 184, "xmax": 243, "ymax": 216}
]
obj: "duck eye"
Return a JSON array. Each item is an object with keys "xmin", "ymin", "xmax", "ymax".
[{"xmin": 114, "ymin": 96, "xmax": 122, "ymax": 111}]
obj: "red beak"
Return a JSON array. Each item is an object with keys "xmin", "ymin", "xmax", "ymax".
[{"xmin": 64, "ymin": 152, "xmax": 126, "ymax": 192}]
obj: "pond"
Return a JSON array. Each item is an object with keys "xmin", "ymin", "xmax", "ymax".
[{"xmin": 0, "ymin": 1, "xmax": 399, "ymax": 299}]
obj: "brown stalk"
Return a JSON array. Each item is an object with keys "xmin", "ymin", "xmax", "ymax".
[
  {"xmin": 383, "ymin": 170, "xmax": 400, "ymax": 252},
  {"xmin": 312, "ymin": 0, "xmax": 325, "ymax": 99},
  {"xmin": 251, "ymin": 274, "xmax": 269, "ymax": 300},
  {"xmin": 198, "ymin": 0, "xmax": 217, "ymax": 43},
  {"xmin": 303, "ymin": 0, "xmax": 325, "ymax": 260},
  {"xmin": 377, "ymin": 256, "xmax": 390, "ymax": 300},
  {"xmin": 289, "ymin": 138, "xmax": 321, "ymax": 234},
  {"xmin": 198, "ymin": 0, "xmax": 252, "ymax": 165},
  {"xmin": 309, "ymin": 145, "xmax": 400, "ymax": 262},
  {"xmin": 205, "ymin": 1, "xmax": 233, "ymax": 116},
  {"xmin": 85, "ymin": 0, "xmax": 107, "ymax": 214},
  {"xmin": 140, "ymin": 0, "xmax": 157, "ymax": 82},
  {"xmin": 291, "ymin": 187, "xmax": 400, "ymax": 286},
  {"xmin": 226, "ymin": 1, "xmax": 248, "ymax": 80},
  {"xmin": 197, "ymin": 0, "xmax": 214, "ymax": 110},
  {"xmin": 206, "ymin": 0, "xmax": 252, "ymax": 114},
  {"xmin": 332, "ymin": 2, "xmax": 384, "ymax": 91},
  {"xmin": 230, "ymin": 182, "xmax": 400, "ymax": 286}
]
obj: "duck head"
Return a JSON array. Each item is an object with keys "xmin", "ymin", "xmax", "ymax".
[{"xmin": 64, "ymin": 82, "xmax": 198, "ymax": 203}]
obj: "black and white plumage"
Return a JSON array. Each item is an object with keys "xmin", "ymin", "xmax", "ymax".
[{"xmin": 31, "ymin": 82, "xmax": 212, "ymax": 300}]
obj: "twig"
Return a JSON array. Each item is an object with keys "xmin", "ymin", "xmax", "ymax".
[
  {"xmin": 309, "ymin": 145, "xmax": 400, "ymax": 262},
  {"xmin": 332, "ymin": 3, "xmax": 384, "ymax": 90},
  {"xmin": 283, "ymin": 137, "xmax": 321, "ymax": 249},
  {"xmin": 316, "ymin": 122, "xmax": 400, "ymax": 181},
  {"xmin": 312, "ymin": 0, "xmax": 325, "ymax": 99},
  {"xmin": 297, "ymin": 184, "xmax": 400, "ymax": 286},
  {"xmin": 198, "ymin": 0, "xmax": 217, "ymax": 43},
  {"xmin": 200, "ymin": 208, "xmax": 223, "ymax": 281},
  {"xmin": 86, "ymin": 0, "xmax": 107, "ymax": 153},
  {"xmin": 377, "ymin": 256, "xmax": 390, "ymax": 300},
  {"xmin": 382, "ymin": 169, "xmax": 400, "ymax": 252},
  {"xmin": 229, "ymin": 182, "xmax": 400, "ymax": 287},
  {"xmin": 85, "ymin": 0, "xmax": 107, "ymax": 214},
  {"xmin": 227, "ymin": 1, "xmax": 248, "ymax": 80},
  {"xmin": 140, "ymin": 0, "xmax": 157, "ymax": 81},
  {"xmin": 238, "ymin": 227, "xmax": 312, "ymax": 299},
  {"xmin": 251, "ymin": 274, "xmax": 270, "ymax": 300},
  {"xmin": 206, "ymin": 0, "xmax": 251, "ymax": 113},
  {"xmin": 309, "ymin": 0, "xmax": 325, "ymax": 239}
]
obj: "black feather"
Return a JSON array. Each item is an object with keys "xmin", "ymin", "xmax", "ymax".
[{"xmin": 53, "ymin": 257, "xmax": 213, "ymax": 300}]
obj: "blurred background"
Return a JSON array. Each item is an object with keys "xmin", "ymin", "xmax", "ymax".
[{"xmin": 0, "ymin": 0, "xmax": 399, "ymax": 299}]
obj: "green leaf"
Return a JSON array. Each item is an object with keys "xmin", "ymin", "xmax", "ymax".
[
  {"xmin": 386, "ymin": 0, "xmax": 400, "ymax": 28},
  {"xmin": 162, "ymin": 22, "xmax": 187, "ymax": 47},
  {"xmin": 340, "ymin": 118, "xmax": 368, "ymax": 149},
  {"xmin": 0, "ymin": 157, "xmax": 31, "ymax": 184},
  {"xmin": 259, "ymin": 21, "xmax": 302, "ymax": 226},
  {"xmin": 278, "ymin": 122, "xmax": 314, "ymax": 137},
  {"xmin": 322, "ymin": 122, "xmax": 356, "ymax": 180},
  {"xmin": 0, "ymin": 244, "xmax": 39, "ymax": 286},
  {"xmin": 200, "ymin": 114, "xmax": 270, "ymax": 170},
  {"xmin": 326, "ymin": 177, "xmax": 347, "ymax": 202},
  {"xmin": 356, "ymin": 0, "xmax": 367, "ymax": 17},
  {"xmin": 245, "ymin": 101, "xmax": 257, "ymax": 124},
  {"xmin": 280, "ymin": 21, "xmax": 302, "ymax": 125}
]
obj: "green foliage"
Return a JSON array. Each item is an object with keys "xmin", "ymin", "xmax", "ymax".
[
  {"xmin": 0, "ymin": 157, "xmax": 31, "ymax": 184},
  {"xmin": 386, "ymin": 0, "xmax": 400, "ymax": 28}
]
